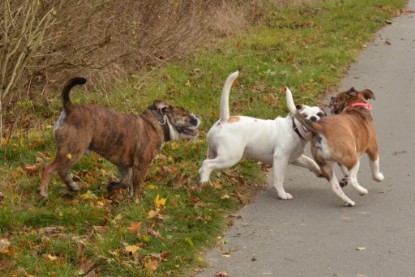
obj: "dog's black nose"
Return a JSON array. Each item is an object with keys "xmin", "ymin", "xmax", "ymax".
[
  {"xmin": 310, "ymin": 116, "xmax": 317, "ymax": 122},
  {"xmin": 190, "ymin": 115, "xmax": 200, "ymax": 126}
]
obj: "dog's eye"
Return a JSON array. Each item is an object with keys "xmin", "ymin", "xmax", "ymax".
[
  {"xmin": 302, "ymin": 113, "xmax": 308, "ymax": 118},
  {"xmin": 317, "ymin": 112, "xmax": 325, "ymax": 117}
]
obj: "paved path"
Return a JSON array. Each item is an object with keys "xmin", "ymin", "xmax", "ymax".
[{"xmin": 198, "ymin": 2, "xmax": 415, "ymax": 276}]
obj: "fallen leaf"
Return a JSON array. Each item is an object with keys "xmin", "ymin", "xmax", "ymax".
[
  {"xmin": 45, "ymin": 254, "xmax": 58, "ymax": 261},
  {"xmin": 147, "ymin": 210, "xmax": 158, "ymax": 219},
  {"xmin": 215, "ymin": 271, "xmax": 230, "ymax": 277},
  {"xmin": 146, "ymin": 184, "xmax": 158, "ymax": 190},
  {"xmin": 92, "ymin": 225, "xmax": 109, "ymax": 233},
  {"xmin": 79, "ymin": 259, "xmax": 95, "ymax": 274},
  {"xmin": 356, "ymin": 246, "xmax": 366, "ymax": 251},
  {"xmin": 124, "ymin": 244, "xmax": 140, "ymax": 254},
  {"xmin": 184, "ymin": 237, "xmax": 194, "ymax": 247},
  {"xmin": 397, "ymin": 9, "xmax": 415, "ymax": 16},
  {"xmin": 24, "ymin": 164, "xmax": 38, "ymax": 175},
  {"xmin": 127, "ymin": 222, "xmax": 142, "ymax": 233},
  {"xmin": 221, "ymin": 194, "xmax": 230, "ymax": 199},
  {"xmin": 212, "ymin": 180, "xmax": 222, "ymax": 189},
  {"xmin": 154, "ymin": 194, "xmax": 166, "ymax": 209},
  {"xmin": 39, "ymin": 225, "xmax": 63, "ymax": 234},
  {"xmin": 0, "ymin": 259, "xmax": 16, "ymax": 271},
  {"xmin": 80, "ymin": 190, "xmax": 98, "ymax": 200},
  {"xmin": 0, "ymin": 239, "xmax": 10, "ymax": 254},
  {"xmin": 144, "ymin": 257, "xmax": 159, "ymax": 272}
]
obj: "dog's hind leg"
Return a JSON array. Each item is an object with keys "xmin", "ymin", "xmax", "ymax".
[
  {"xmin": 369, "ymin": 157, "xmax": 384, "ymax": 182},
  {"xmin": 367, "ymin": 143, "xmax": 384, "ymax": 182},
  {"xmin": 40, "ymin": 149, "xmax": 83, "ymax": 199},
  {"xmin": 199, "ymin": 154, "xmax": 242, "ymax": 184},
  {"xmin": 322, "ymin": 164, "xmax": 355, "ymax": 206},
  {"xmin": 338, "ymin": 163, "xmax": 350, "ymax": 187},
  {"xmin": 58, "ymin": 169, "xmax": 79, "ymax": 192},
  {"xmin": 348, "ymin": 160, "xmax": 368, "ymax": 196}
]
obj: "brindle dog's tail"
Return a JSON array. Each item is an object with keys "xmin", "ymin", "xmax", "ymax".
[
  {"xmin": 294, "ymin": 111, "xmax": 323, "ymax": 134},
  {"xmin": 62, "ymin": 77, "xmax": 87, "ymax": 113}
]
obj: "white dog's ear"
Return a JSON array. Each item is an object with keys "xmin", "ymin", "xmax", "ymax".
[{"xmin": 296, "ymin": 104, "xmax": 303, "ymax": 110}]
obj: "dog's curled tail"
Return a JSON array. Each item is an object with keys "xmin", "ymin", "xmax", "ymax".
[
  {"xmin": 220, "ymin": 71, "xmax": 239, "ymax": 122},
  {"xmin": 62, "ymin": 77, "xmax": 87, "ymax": 113},
  {"xmin": 294, "ymin": 111, "xmax": 322, "ymax": 134},
  {"xmin": 285, "ymin": 87, "xmax": 298, "ymax": 114}
]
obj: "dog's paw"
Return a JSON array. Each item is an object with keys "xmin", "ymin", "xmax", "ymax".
[
  {"xmin": 39, "ymin": 193, "xmax": 48, "ymax": 202},
  {"xmin": 340, "ymin": 178, "xmax": 348, "ymax": 187},
  {"xmin": 68, "ymin": 183, "xmax": 80, "ymax": 192},
  {"xmin": 278, "ymin": 192, "xmax": 293, "ymax": 200},
  {"xmin": 358, "ymin": 188, "xmax": 368, "ymax": 196},
  {"xmin": 344, "ymin": 200, "xmax": 355, "ymax": 207},
  {"xmin": 107, "ymin": 181, "xmax": 127, "ymax": 192},
  {"xmin": 373, "ymin": 173, "xmax": 384, "ymax": 182}
]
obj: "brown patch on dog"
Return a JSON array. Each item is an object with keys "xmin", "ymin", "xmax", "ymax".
[{"xmin": 227, "ymin": 116, "xmax": 240, "ymax": 123}]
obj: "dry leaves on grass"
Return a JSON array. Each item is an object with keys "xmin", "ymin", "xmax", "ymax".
[{"xmin": 147, "ymin": 194, "xmax": 167, "ymax": 220}]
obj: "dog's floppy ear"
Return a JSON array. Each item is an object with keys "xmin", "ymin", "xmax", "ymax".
[
  {"xmin": 296, "ymin": 104, "xmax": 303, "ymax": 110},
  {"xmin": 148, "ymin": 100, "xmax": 170, "ymax": 111},
  {"xmin": 361, "ymin": 89, "xmax": 375, "ymax": 100},
  {"xmin": 346, "ymin": 87, "xmax": 358, "ymax": 97}
]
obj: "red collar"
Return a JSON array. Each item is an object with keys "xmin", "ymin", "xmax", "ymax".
[{"xmin": 350, "ymin": 102, "xmax": 372, "ymax": 110}]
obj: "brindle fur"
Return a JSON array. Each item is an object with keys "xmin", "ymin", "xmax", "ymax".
[{"xmin": 40, "ymin": 77, "xmax": 200, "ymax": 200}]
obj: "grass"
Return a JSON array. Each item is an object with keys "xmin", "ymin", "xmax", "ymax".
[{"xmin": 0, "ymin": 0, "xmax": 406, "ymax": 276}]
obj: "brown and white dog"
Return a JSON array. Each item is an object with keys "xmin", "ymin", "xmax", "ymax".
[
  {"xmin": 295, "ymin": 87, "xmax": 384, "ymax": 206},
  {"xmin": 40, "ymin": 77, "xmax": 200, "ymax": 200}
]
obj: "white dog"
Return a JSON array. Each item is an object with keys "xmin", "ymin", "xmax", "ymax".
[{"xmin": 199, "ymin": 71, "xmax": 325, "ymax": 200}]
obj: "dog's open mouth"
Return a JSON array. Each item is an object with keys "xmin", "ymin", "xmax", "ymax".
[
  {"xmin": 177, "ymin": 126, "xmax": 199, "ymax": 137},
  {"xmin": 301, "ymin": 125, "xmax": 312, "ymax": 138}
]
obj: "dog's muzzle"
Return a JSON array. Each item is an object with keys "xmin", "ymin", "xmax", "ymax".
[{"xmin": 176, "ymin": 114, "xmax": 201, "ymax": 137}]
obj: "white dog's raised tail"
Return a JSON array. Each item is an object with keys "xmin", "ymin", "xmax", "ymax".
[
  {"xmin": 220, "ymin": 71, "xmax": 239, "ymax": 122},
  {"xmin": 285, "ymin": 87, "xmax": 297, "ymax": 114}
]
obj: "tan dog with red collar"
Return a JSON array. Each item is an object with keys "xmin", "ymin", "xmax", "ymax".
[
  {"xmin": 40, "ymin": 77, "xmax": 200, "ymax": 200},
  {"xmin": 295, "ymin": 87, "xmax": 384, "ymax": 206}
]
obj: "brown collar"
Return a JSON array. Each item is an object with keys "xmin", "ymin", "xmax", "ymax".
[{"xmin": 150, "ymin": 109, "xmax": 170, "ymax": 142}]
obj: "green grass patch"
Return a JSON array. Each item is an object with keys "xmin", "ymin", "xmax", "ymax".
[{"xmin": 0, "ymin": 0, "xmax": 406, "ymax": 276}]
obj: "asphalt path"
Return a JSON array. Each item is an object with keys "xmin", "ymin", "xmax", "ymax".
[{"xmin": 198, "ymin": 2, "xmax": 415, "ymax": 276}]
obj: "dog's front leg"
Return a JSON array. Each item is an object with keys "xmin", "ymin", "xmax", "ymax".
[
  {"xmin": 107, "ymin": 167, "xmax": 132, "ymax": 192},
  {"xmin": 272, "ymin": 156, "xmax": 293, "ymax": 200},
  {"xmin": 291, "ymin": 155, "xmax": 322, "ymax": 177},
  {"xmin": 131, "ymin": 162, "xmax": 150, "ymax": 199}
]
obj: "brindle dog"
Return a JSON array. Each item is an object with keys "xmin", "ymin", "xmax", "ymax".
[{"xmin": 40, "ymin": 77, "xmax": 200, "ymax": 200}]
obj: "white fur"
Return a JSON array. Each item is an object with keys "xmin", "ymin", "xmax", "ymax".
[{"xmin": 199, "ymin": 71, "xmax": 324, "ymax": 200}]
